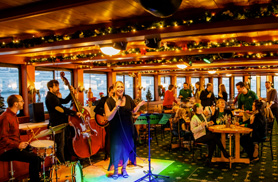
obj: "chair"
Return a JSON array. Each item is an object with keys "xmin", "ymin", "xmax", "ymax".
[
  {"xmin": 259, "ymin": 117, "xmax": 274, "ymax": 160},
  {"xmin": 9, "ymin": 161, "xmax": 15, "ymax": 181},
  {"xmin": 169, "ymin": 118, "xmax": 192, "ymax": 152},
  {"xmin": 139, "ymin": 125, "xmax": 158, "ymax": 145},
  {"xmin": 191, "ymin": 139, "xmax": 208, "ymax": 160}
]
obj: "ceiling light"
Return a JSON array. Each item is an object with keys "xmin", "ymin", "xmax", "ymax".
[
  {"xmin": 226, "ymin": 74, "xmax": 232, "ymax": 77},
  {"xmin": 177, "ymin": 64, "xmax": 187, "ymax": 69},
  {"xmin": 275, "ymin": 73, "xmax": 278, "ymax": 75},
  {"xmin": 100, "ymin": 46, "xmax": 120, "ymax": 56},
  {"xmin": 208, "ymin": 70, "xmax": 216, "ymax": 74},
  {"xmin": 100, "ymin": 42, "xmax": 127, "ymax": 56}
]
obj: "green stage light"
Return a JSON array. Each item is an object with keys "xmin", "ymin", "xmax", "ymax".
[{"xmin": 203, "ymin": 58, "xmax": 211, "ymax": 64}]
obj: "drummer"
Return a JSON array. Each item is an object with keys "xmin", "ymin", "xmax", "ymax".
[{"xmin": 0, "ymin": 95, "xmax": 42, "ymax": 182}]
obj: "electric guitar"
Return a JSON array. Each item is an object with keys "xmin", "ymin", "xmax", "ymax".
[{"xmin": 95, "ymin": 113, "xmax": 109, "ymax": 127}]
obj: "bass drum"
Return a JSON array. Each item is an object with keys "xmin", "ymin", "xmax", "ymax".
[{"xmin": 50, "ymin": 162, "xmax": 83, "ymax": 182}]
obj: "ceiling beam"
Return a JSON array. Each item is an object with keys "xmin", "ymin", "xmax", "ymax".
[{"xmin": 1, "ymin": 17, "xmax": 278, "ymax": 55}]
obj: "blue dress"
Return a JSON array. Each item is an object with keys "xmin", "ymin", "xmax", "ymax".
[{"xmin": 106, "ymin": 95, "xmax": 136, "ymax": 170}]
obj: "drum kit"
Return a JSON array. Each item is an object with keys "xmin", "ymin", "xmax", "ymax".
[{"xmin": 28, "ymin": 123, "xmax": 83, "ymax": 182}]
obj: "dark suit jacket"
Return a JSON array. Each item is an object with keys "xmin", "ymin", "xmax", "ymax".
[
  {"xmin": 45, "ymin": 91, "xmax": 76, "ymax": 126},
  {"xmin": 200, "ymin": 89, "xmax": 216, "ymax": 107}
]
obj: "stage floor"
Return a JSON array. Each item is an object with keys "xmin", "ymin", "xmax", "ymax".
[{"xmin": 82, "ymin": 158, "xmax": 174, "ymax": 182}]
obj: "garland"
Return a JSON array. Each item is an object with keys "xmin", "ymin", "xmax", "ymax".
[
  {"xmin": 28, "ymin": 50, "xmax": 278, "ymax": 68},
  {"xmin": 3, "ymin": 0, "xmax": 278, "ymax": 49},
  {"xmin": 27, "ymin": 38, "xmax": 278, "ymax": 64}
]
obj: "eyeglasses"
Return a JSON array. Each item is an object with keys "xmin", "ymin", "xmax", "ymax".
[{"xmin": 17, "ymin": 100, "xmax": 24, "ymax": 103}]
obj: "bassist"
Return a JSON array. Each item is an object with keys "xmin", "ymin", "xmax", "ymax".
[{"xmin": 45, "ymin": 80, "xmax": 82, "ymax": 163}]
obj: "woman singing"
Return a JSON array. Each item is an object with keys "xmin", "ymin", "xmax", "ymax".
[{"xmin": 105, "ymin": 81, "xmax": 145, "ymax": 179}]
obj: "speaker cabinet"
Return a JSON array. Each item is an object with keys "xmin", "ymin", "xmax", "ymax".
[{"xmin": 29, "ymin": 103, "xmax": 45, "ymax": 123}]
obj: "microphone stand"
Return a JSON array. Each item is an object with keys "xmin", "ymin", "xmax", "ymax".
[
  {"xmin": 135, "ymin": 114, "xmax": 169, "ymax": 182},
  {"xmin": 50, "ymin": 127, "xmax": 59, "ymax": 182}
]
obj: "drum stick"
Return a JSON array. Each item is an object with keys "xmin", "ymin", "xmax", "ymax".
[{"xmin": 20, "ymin": 129, "xmax": 40, "ymax": 151}]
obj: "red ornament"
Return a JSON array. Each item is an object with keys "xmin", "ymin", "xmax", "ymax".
[
  {"xmin": 140, "ymin": 48, "xmax": 147, "ymax": 55},
  {"xmin": 182, "ymin": 45, "xmax": 187, "ymax": 51}
]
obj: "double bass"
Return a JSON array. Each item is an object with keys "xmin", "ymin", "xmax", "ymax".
[{"xmin": 60, "ymin": 72, "xmax": 105, "ymax": 158}]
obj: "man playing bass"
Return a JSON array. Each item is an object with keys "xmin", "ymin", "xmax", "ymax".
[{"xmin": 45, "ymin": 80, "xmax": 82, "ymax": 163}]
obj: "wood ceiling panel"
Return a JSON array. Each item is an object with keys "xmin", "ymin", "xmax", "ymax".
[{"xmin": 0, "ymin": 0, "xmax": 41, "ymax": 9}]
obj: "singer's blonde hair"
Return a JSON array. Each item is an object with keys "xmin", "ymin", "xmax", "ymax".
[{"xmin": 114, "ymin": 81, "xmax": 124, "ymax": 88}]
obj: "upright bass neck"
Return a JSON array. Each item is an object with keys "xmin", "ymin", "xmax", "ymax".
[{"xmin": 60, "ymin": 71, "xmax": 81, "ymax": 113}]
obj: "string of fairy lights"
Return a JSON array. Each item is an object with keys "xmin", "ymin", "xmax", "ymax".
[
  {"xmin": 135, "ymin": 65, "xmax": 278, "ymax": 75},
  {"xmin": 26, "ymin": 39, "xmax": 278, "ymax": 66},
  {"xmin": 2, "ymin": 0, "xmax": 278, "ymax": 49}
]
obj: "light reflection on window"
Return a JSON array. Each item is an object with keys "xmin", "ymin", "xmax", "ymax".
[
  {"xmin": 213, "ymin": 77, "xmax": 218, "ymax": 97},
  {"xmin": 260, "ymin": 76, "xmax": 267, "ymax": 98},
  {"xmin": 84, "ymin": 73, "xmax": 107, "ymax": 104},
  {"xmin": 35, "ymin": 70, "xmax": 72, "ymax": 112},
  {"xmin": 234, "ymin": 76, "xmax": 243, "ymax": 98},
  {"xmin": 141, "ymin": 76, "xmax": 154, "ymax": 101},
  {"xmin": 222, "ymin": 77, "xmax": 230, "ymax": 99},
  {"xmin": 176, "ymin": 77, "xmax": 185, "ymax": 95},
  {"xmin": 0, "ymin": 67, "xmax": 19, "ymax": 113},
  {"xmin": 116, "ymin": 74, "xmax": 134, "ymax": 99}
]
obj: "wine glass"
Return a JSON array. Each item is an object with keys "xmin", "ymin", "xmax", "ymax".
[{"xmin": 216, "ymin": 118, "xmax": 220, "ymax": 125}]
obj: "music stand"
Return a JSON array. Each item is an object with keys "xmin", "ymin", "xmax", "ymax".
[{"xmin": 134, "ymin": 113, "xmax": 169, "ymax": 182}]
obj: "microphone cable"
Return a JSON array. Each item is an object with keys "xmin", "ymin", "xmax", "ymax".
[{"xmin": 117, "ymin": 107, "xmax": 154, "ymax": 171}]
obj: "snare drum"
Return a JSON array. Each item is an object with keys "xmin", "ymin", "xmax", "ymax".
[
  {"xmin": 30, "ymin": 140, "xmax": 55, "ymax": 157},
  {"xmin": 50, "ymin": 162, "xmax": 83, "ymax": 182}
]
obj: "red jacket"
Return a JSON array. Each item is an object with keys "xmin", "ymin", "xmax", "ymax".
[
  {"xmin": 0, "ymin": 108, "xmax": 21, "ymax": 155},
  {"xmin": 163, "ymin": 90, "xmax": 177, "ymax": 107}
]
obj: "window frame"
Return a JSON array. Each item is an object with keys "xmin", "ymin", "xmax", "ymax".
[
  {"xmin": 35, "ymin": 67, "xmax": 73, "ymax": 113},
  {"xmin": 0, "ymin": 64, "xmax": 21, "ymax": 115}
]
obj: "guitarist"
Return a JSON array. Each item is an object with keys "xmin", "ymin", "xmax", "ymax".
[
  {"xmin": 94, "ymin": 85, "xmax": 114, "ymax": 160},
  {"xmin": 45, "ymin": 80, "xmax": 82, "ymax": 163}
]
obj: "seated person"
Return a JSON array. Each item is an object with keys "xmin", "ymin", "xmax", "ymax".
[
  {"xmin": 203, "ymin": 105, "xmax": 216, "ymax": 122},
  {"xmin": 211, "ymin": 98, "xmax": 233, "ymax": 125},
  {"xmin": 172, "ymin": 108, "xmax": 191, "ymax": 140},
  {"xmin": 190, "ymin": 103, "xmax": 230, "ymax": 165},
  {"xmin": 0, "ymin": 95, "xmax": 42, "ymax": 182},
  {"xmin": 239, "ymin": 100, "xmax": 267, "ymax": 161},
  {"xmin": 181, "ymin": 100, "xmax": 193, "ymax": 119}
]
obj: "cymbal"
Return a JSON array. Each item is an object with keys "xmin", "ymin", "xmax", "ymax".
[{"xmin": 34, "ymin": 123, "xmax": 68, "ymax": 139}]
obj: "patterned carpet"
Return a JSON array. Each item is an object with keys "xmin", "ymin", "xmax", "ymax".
[{"xmin": 85, "ymin": 122, "xmax": 278, "ymax": 182}]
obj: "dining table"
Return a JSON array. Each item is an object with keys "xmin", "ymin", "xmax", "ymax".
[{"xmin": 208, "ymin": 124, "xmax": 253, "ymax": 168}]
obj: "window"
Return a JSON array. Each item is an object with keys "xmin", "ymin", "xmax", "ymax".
[
  {"xmin": 35, "ymin": 70, "xmax": 54, "ymax": 111},
  {"xmin": 213, "ymin": 77, "xmax": 218, "ymax": 97},
  {"xmin": 35, "ymin": 70, "xmax": 72, "ymax": 111},
  {"xmin": 0, "ymin": 66, "xmax": 20, "ymax": 112},
  {"xmin": 222, "ymin": 77, "xmax": 230, "ymax": 99},
  {"xmin": 205, "ymin": 78, "xmax": 209, "ymax": 86},
  {"xmin": 141, "ymin": 76, "xmax": 154, "ymax": 101},
  {"xmin": 161, "ymin": 76, "xmax": 171, "ymax": 89},
  {"xmin": 191, "ymin": 77, "xmax": 200, "ymax": 88},
  {"xmin": 84, "ymin": 73, "xmax": 107, "ymax": 104},
  {"xmin": 176, "ymin": 77, "xmax": 186, "ymax": 95},
  {"xmin": 274, "ymin": 76, "xmax": 278, "ymax": 91},
  {"xmin": 234, "ymin": 76, "xmax": 243, "ymax": 98},
  {"xmin": 260, "ymin": 76, "xmax": 267, "ymax": 98},
  {"xmin": 116, "ymin": 74, "xmax": 134, "ymax": 99},
  {"xmin": 250, "ymin": 76, "xmax": 257, "ymax": 94}
]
